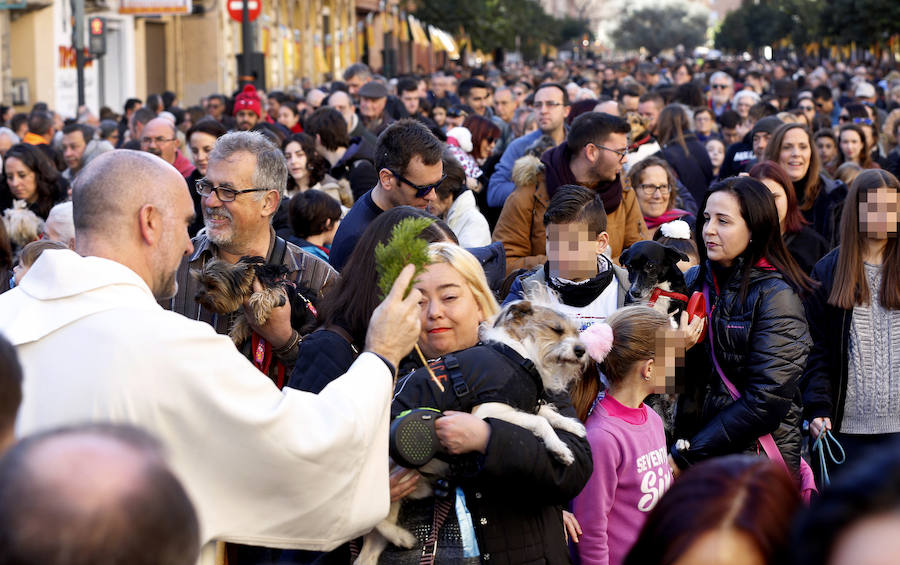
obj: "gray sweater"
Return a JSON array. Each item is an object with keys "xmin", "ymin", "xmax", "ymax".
[{"xmin": 842, "ymin": 263, "xmax": 900, "ymax": 434}]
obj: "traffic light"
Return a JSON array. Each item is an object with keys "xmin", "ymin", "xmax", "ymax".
[{"xmin": 88, "ymin": 16, "xmax": 106, "ymax": 58}]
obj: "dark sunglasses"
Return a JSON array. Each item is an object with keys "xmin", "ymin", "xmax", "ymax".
[{"xmin": 386, "ymin": 169, "xmax": 446, "ymax": 197}]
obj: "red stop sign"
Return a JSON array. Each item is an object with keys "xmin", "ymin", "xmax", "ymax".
[{"xmin": 228, "ymin": 0, "xmax": 260, "ymax": 22}]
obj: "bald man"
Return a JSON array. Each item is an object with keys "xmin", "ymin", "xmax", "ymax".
[
  {"xmin": 328, "ymin": 90, "xmax": 377, "ymax": 147},
  {"xmin": 140, "ymin": 117, "xmax": 195, "ymax": 178},
  {"xmin": 0, "ymin": 150, "xmax": 423, "ymax": 564},
  {"xmin": 0, "ymin": 423, "xmax": 199, "ymax": 565}
]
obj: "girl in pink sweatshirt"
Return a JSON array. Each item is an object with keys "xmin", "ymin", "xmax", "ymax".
[{"xmin": 571, "ymin": 306, "xmax": 686, "ymax": 565}]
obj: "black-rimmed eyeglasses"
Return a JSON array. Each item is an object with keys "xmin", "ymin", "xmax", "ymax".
[
  {"xmin": 196, "ymin": 179, "xmax": 269, "ymax": 202},
  {"xmin": 386, "ymin": 169, "xmax": 446, "ymax": 198},
  {"xmin": 594, "ymin": 144, "xmax": 628, "ymax": 162}
]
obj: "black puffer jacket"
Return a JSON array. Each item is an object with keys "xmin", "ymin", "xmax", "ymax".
[
  {"xmin": 392, "ymin": 343, "xmax": 593, "ymax": 564},
  {"xmin": 673, "ymin": 260, "xmax": 810, "ymax": 471}
]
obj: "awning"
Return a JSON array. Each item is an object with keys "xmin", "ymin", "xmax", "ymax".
[
  {"xmin": 408, "ymin": 15, "xmax": 429, "ymax": 47},
  {"xmin": 427, "ymin": 25, "xmax": 459, "ymax": 59}
]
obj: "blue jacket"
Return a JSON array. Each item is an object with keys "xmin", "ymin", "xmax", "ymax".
[{"xmin": 486, "ymin": 129, "xmax": 542, "ymax": 208}]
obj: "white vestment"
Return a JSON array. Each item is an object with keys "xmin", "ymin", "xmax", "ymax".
[{"xmin": 0, "ymin": 249, "xmax": 391, "ymax": 561}]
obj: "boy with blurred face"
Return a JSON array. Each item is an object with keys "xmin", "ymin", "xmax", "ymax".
[{"xmin": 502, "ymin": 184, "xmax": 628, "ymax": 330}]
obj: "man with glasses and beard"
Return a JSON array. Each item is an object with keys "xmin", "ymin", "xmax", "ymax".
[
  {"xmin": 493, "ymin": 112, "xmax": 648, "ymax": 273},
  {"xmin": 328, "ymin": 119, "xmax": 444, "ymax": 271},
  {"xmin": 169, "ymin": 131, "xmax": 337, "ymax": 383}
]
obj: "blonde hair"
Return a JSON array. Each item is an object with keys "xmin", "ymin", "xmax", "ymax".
[{"xmin": 427, "ymin": 242, "xmax": 500, "ymax": 320}]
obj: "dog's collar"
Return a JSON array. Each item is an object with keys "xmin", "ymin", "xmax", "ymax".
[{"xmin": 648, "ymin": 287, "xmax": 689, "ymax": 307}]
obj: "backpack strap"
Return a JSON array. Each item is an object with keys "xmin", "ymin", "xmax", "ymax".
[
  {"xmin": 443, "ymin": 354, "xmax": 469, "ymax": 399},
  {"xmin": 315, "ymin": 325, "xmax": 359, "ymax": 357}
]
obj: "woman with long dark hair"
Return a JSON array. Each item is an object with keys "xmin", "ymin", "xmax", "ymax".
[
  {"xmin": 0, "ymin": 143, "xmax": 66, "ymax": 219},
  {"xmin": 672, "ymin": 177, "xmax": 814, "ymax": 474},
  {"xmin": 655, "ymin": 104, "xmax": 714, "ymax": 205},
  {"xmin": 749, "ymin": 160, "xmax": 829, "ymax": 273},
  {"xmin": 838, "ymin": 124, "xmax": 876, "ymax": 169},
  {"xmin": 763, "ymin": 123, "xmax": 847, "ymax": 246},
  {"xmin": 803, "ymin": 169, "xmax": 900, "ymax": 481}
]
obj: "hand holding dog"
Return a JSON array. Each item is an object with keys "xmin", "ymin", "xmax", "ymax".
[
  {"xmin": 245, "ymin": 278, "xmax": 294, "ymax": 348},
  {"xmin": 366, "ymin": 264, "xmax": 423, "ymax": 367},
  {"xmin": 435, "ymin": 411, "xmax": 491, "ymax": 454},
  {"xmin": 388, "ymin": 464, "xmax": 421, "ymax": 502}
]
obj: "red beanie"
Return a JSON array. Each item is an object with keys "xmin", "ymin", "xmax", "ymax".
[{"xmin": 234, "ymin": 84, "xmax": 262, "ymax": 117}]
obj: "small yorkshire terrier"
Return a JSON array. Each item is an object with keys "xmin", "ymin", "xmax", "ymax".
[
  {"xmin": 3, "ymin": 200, "xmax": 44, "ymax": 250},
  {"xmin": 192, "ymin": 255, "xmax": 318, "ymax": 346}
]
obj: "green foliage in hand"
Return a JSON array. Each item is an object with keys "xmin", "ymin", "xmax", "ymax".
[{"xmin": 375, "ymin": 216, "xmax": 435, "ymax": 300}]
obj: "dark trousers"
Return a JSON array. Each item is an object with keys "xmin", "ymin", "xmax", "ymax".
[{"xmin": 809, "ymin": 430, "xmax": 900, "ymax": 489}]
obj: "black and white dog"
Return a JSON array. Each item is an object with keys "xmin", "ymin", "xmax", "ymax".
[{"xmin": 620, "ymin": 240, "xmax": 690, "ymax": 317}]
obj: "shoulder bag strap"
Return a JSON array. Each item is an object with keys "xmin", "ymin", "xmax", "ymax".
[
  {"xmin": 272, "ymin": 235, "xmax": 288, "ymax": 265},
  {"xmin": 702, "ymin": 284, "xmax": 787, "ymax": 468}
]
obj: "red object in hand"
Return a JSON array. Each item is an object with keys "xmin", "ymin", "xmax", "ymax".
[{"xmin": 686, "ymin": 292, "xmax": 707, "ymax": 343}]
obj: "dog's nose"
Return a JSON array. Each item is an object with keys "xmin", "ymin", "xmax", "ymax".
[{"xmin": 574, "ymin": 345, "xmax": 586, "ymax": 358}]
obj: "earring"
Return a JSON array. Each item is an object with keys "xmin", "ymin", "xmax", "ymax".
[{"xmin": 642, "ymin": 369, "xmax": 652, "ymax": 382}]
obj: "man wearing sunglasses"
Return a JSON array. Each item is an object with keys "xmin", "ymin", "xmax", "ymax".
[
  {"xmin": 170, "ymin": 131, "xmax": 337, "ymax": 385},
  {"xmin": 493, "ymin": 111, "xmax": 648, "ymax": 274},
  {"xmin": 707, "ymin": 71, "xmax": 735, "ymax": 117},
  {"xmin": 329, "ymin": 119, "xmax": 444, "ymax": 271}
]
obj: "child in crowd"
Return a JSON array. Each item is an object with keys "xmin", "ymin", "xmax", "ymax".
[
  {"xmin": 502, "ymin": 184, "xmax": 628, "ymax": 330},
  {"xmin": 12, "ymin": 240, "xmax": 67, "ymax": 286},
  {"xmin": 571, "ymin": 306, "xmax": 681, "ymax": 565},
  {"xmin": 705, "ymin": 137, "xmax": 726, "ymax": 179},
  {"xmin": 286, "ymin": 190, "xmax": 341, "ymax": 261}
]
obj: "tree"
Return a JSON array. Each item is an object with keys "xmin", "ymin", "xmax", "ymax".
[
  {"xmin": 611, "ymin": 4, "xmax": 708, "ymax": 56},
  {"xmin": 414, "ymin": 0, "xmax": 588, "ymax": 61}
]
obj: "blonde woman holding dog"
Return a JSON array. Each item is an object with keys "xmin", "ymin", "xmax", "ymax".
[
  {"xmin": 570, "ymin": 306, "xmax": 680, "ymax": 565},
  {"xmin": 386, "ymin": 242, "xmax": 593, "ymax": 564}
]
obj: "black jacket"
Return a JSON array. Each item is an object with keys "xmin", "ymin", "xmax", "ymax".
[
  {"xmin": 785, "ymin": 226, "xmax": 830, "ymax": 274},
  {"xmin": 330, "ymin": 137, "xmax": 378, "ymax": 202},
  {"xmin": 674, "ymin": 261, "xmax": 810, "ymax": 471},
  {"xmin": 657, "ymin": 134, "xmax": 714, "ymax": 206},
  {"xmin": 800, "ymin": 174, "xmax": 846, "ymax": 248},
  {"xmin": 392, "ymin": 343, "xmax": 593, "ymax": 564},
  {"xmin": 800, "ymin": 248, "xmax": 853, "ymax": 430}
]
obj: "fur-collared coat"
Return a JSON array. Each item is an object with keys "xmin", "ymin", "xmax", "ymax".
[{"xmin": 492, "ymin": 155, "xmax": 647, "ymax": 275}]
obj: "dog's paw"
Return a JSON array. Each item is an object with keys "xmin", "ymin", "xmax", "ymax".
[
  {"xmin": 552, "ymin": 445, "xmax": 575, "ymax": 465},
  {"xmin": 675, "ymin": 439, "xmax": 691, "ymax": 452},
  {"xmin": 376, "ymin": 521, "xmax": 418, "ymax": 549},
  {"xmin": 555, "ymin": 417, "xmax": 586, "ymax": 438},
  {"xmin": 386, "ymin": 527, "xmax": 418, "ymax": 549}
]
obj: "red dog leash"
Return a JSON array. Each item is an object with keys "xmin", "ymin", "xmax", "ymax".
[{"xmin": 647, "ymin": 287, "xmax": 690, "ymax": 307}]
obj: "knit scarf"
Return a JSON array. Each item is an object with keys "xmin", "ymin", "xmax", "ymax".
[
  {"xmin": 541, "ymin": 143, "xmax": 624, "ymax": 213},
  {"xmin": 644, "ymin": 209, "xmax": 691, "ymax": 230},
  {"xmin": 545, "ymin": 256, "xmax": 616, "ymax": 307}
]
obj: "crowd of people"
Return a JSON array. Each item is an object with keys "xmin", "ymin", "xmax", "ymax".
[{"xmin": 1, "ymin": 53, "xmax": 900, "ymax": 565}]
